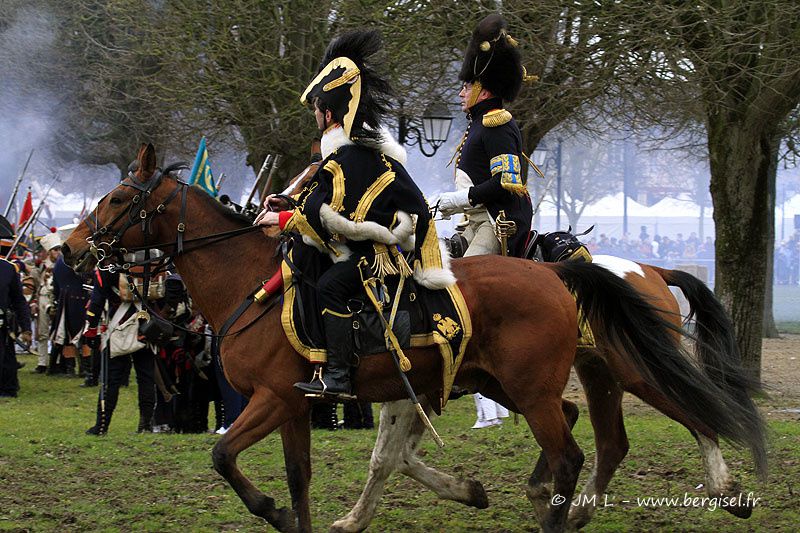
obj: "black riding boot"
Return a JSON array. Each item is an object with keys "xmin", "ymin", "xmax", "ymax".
[
  {"xmin": 63, "ymin": 357, "xmax": 77, "ymax": 377},
  {"xmin": 294, "ymin": 315, "xmax": 354, "ymax": 398},
  {"xmin": 46, "ymin": 346, "xmax": 63, "ymax": 375}
]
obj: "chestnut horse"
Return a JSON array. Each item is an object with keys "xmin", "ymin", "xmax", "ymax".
[
  {"xmin": 330, "ymin": 256, "xmax": 767, "ymax": 532},
  {"xmin": 62, "ymin": 145, "xmax": 763, "ymax": 532}
]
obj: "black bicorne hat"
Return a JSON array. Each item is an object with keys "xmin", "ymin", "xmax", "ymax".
[
  {"xmin": 459, "ymin": 14, "xmax": 523, "ymax": 103},
  {"xmin": 300, "ymin": 30, "xmax": 391, "ymax": 143}
]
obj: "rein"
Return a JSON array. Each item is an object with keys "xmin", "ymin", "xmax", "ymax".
[{"xmin": 84, "ymin": 167, "xmax": 277, "ymax": 345}]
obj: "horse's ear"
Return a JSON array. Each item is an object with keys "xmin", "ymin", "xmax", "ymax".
[{"xmin": 140, "ymin": 143, "xmax": 157, "ymax": 178}]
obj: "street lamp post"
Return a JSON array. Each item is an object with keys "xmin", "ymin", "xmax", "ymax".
[
  {"xmin": 398, "ymin": 100, "xmax": 453, "ymax": 158},
  {"xmin": 533, "ymin": 138, "xmax": 564, "ymax": 229}
]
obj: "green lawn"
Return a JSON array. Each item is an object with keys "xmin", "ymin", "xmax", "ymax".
[{"xmin": 1, "ymin": 352, "xmax": 798, "ymax": 532}]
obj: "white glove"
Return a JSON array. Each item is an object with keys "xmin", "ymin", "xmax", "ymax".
[{"xmin": 434, "ymin": 189, "xmax": 472, "ymax": 218}]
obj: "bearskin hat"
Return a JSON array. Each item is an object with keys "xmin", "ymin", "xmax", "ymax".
[
  {"xmin": 301, "ymin": 29, "xmax": 392, "ymax": 144},
  {"xmin": 0, "ymin": 215, "xmax": 13, "ymax": 239},
  {"xmin": 459, "ymin": 14, "xmax": 523, "ymax": 103}
]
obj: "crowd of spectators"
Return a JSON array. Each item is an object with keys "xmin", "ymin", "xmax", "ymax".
[{"xmin": 584, "ymin": 226, "xmax": 715, "ymax": 262}]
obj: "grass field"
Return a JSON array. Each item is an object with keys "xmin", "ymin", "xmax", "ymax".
[{"xmin": 1, "ymin": 351, "xmax": 799, "ymax": 532}]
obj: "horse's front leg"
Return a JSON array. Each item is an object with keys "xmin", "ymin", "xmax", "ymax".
[
  {"xmin": 281, "ymin": 411, "xmax": 313, "ymax": 533},
  {"xmin": 212, "ymin": 389, "xmax": 298, "ymax": 532}
]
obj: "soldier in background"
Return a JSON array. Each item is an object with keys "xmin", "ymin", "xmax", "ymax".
[
  {"xmin": 30, "ymin": 232, "xmax": 61, "ymax": 373},
  {"xmin": 0, "ymin": 215, "xmax": 33, "ymax": 397},
  {"xmin": 49, "ymin": 225, "xmax": 91, "ymax": 376}
]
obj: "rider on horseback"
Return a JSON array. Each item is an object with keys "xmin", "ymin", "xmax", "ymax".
[
  {"xmin": 256, "ymin": 30, "xmax": 455, "ymax": 399},
  {"xmin": 435, "ymin": 14, "xmax": 533, "ymax": 258}
]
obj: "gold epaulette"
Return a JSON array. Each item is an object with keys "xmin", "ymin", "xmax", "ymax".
[{"xmin": 483, "ymin": 109, "xmax": 512, "ymax": 128}]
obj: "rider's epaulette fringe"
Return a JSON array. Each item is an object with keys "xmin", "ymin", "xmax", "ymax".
[{"xmin": 482, "ymin": 109, "xmax": 512, "ymax": 127}]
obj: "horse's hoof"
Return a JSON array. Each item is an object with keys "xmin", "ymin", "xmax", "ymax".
[
  {"xmin": 329, "ymin": 518, "xmax": 366, "ymax": 533},
  {"xmin": 274, "ymin": 507, "xmax": 299, "ymax": 532},
  {"xmin": 466, "ymin": 479, "xmax": 489, "ymax": 509},
  {"xmin": 722, "ymin": 500, "xmax": 753, "ymax": 519},
  {"xmin": 525, "ymin": 483, "xmax": 552, "ymax": 524}
]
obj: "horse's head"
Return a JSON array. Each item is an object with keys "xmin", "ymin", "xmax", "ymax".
[{"xmin": 63, "ymin": 143, "xmax": 185, "ymax": 272}]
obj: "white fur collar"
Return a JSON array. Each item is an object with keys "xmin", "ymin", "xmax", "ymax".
[
  {"xmin": 321, "ymin": 126, "xmax": 353, "ymax": 160},
  {"xmin": 377, "ymin": 127, "xmax": 407, "ymax": 165},
  {"xmin": 320, "ymin": 125, "xmax": 408, "ymax": 165}
]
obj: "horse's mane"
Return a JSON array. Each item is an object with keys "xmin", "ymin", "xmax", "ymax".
[{"xmin": 161, "ymin": 163, "xmax": 253, "ymax": 228}]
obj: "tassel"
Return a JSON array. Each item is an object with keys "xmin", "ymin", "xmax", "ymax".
[
  {"xmin": 398, "ymin": 352, "xmax": 412, "ymax": 372},
  {"xmin": 501, "ymin": 182, "xmax": 529, "ymax": 196},
  {"xmin": 390, "ymin": 246, "xmax": 413, "ymax": 278},
  {"xmin": 371, "ymin": 243, "xmax": 399, "ymax": 278}
]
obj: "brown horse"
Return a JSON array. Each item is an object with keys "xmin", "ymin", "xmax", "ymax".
[
  {"xmin": 331, "ymin": 256, "xmax": 767, "ymax": 532},
  {"xmin": 62, "ymin": 145, "xmax": 763, "ymax": 532}
]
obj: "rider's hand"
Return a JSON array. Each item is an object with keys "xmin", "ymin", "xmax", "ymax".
[
  {"xmin": 263, "ymin": 194, "xmax": 290, "ymax": 212},
  {"xmin": 20, "ymin": 331, "xmax": 32, "ymax": 345},
  {"xmin": 254, "ymin": 210, "xmax": 280, "ymax": 227},
  {"xmin": 435, "ymin": 189, "xmax": 472, "ymax": 217}
]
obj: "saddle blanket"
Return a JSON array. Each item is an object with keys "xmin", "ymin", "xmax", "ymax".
[{"xmin": 279, "ymin": 242, "xmax": 471, "ymax": 406}]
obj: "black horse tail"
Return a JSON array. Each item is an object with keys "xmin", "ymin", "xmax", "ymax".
[{"xmin": 550, "ymin": 261, "xmax": 767, "ymax": 479}]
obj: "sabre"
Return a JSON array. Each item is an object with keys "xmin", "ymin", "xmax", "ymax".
[
  {"xmin": 359, "ymin": 261, "xmax": 444, "ymax": 447},
  {"xmin": 4, "ymin": 149, "xmax": 34, "ymax": 218},
  {"xmin": 494, "ymin": 210, "xmax": 519, "ymax": 425},
  {"xmin": 260, "ymin": 154, "xmax": 283, "ymax": 204},
  {"xmin": 245, "ymin": 154, "xmax": 274, "ymax": 207}
]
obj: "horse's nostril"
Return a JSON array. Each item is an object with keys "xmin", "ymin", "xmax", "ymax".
[{"xmin": 62, "ymin": 243, "xmax": 71, "ymax": 261}]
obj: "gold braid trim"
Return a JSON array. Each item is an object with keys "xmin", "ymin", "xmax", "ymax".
[
  {"xmin": 324, "ymin": 160, "xmax": 346, "ymax": 212},
  {"xmin": 283, "ymin": 209, "xmax": 339, "ymax": 257},
  {"xmin": 371, "ymin": 243, "xmax": 399, "ymax": 278},
  {"xmin": 352, "ymin": 170, "xmax": 394, "ymax": 222},
  {"xmin": 419, "ymin": 218, "xmax": 444, "ymax": 271},
  {"xmin": 322, "ymin": 67, "xmax": 360, "ymax": 92},
  {"xmin": 390, "ymin": 246, "xmax": 413, "ymax": 278},
  {"xmin": 482, "ymin": 109, "xmax": 512, "ymax": 127}
]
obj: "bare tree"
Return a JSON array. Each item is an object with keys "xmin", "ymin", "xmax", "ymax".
[{"xmin": 612, "ymin": 1, "xmax": 800, "ymax": 377}]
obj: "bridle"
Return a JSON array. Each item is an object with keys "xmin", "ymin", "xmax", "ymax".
[
  {"xmin": 80, "ymin": 164, "xmax": 279, "ymax": 344},
  {"xmin": 83, "ymin": 166, "xmax": 260, "ymax": 274}
]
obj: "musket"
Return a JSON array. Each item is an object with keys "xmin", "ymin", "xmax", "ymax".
[
  {"xmin": 4, "ymin": 202, "xmax": 45, "ymax": 259},
  {"xmin": 4, "ymin": 149, "xmax": 34, "ymax": 218},
  {"xmin": 260, "ymin": 154, "xmax": 283, "ymax": 204},
  {"xmin": 215, "ymin": 172, "xmax": 226, "ymax": 192},
  {"xmin": 4, "ymin": 177, "xmax": 57, "ymax": 259},
  {"xmin": 245, "ymin": 154, "xmax": 274, "ymax": 207}
]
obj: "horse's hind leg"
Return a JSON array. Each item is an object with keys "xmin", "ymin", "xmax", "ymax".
[
  {"xmin": 331, "ymin": 400, "xmax": 420, "ymax": 533},
  {"xmin": 527, "ymin": 399, "xmax": 579, "ymax": 523},
  {"xmin": 396, "ymin": 400, "xmax": 488, "ymax": 509},
  {"xmin": 212, "ymin": 389, "xmax": 298, "ymax": 532},
  {"xmin": 626, "ymin": 380, "xmax": 754, "ymax": 519},
  {"xmin": 281, "ymin": 412, "xmax": 313, "ymax": 532},
  {"xmin": 567, "ymin": 356, "xmax": 628, "ymax": 530}
]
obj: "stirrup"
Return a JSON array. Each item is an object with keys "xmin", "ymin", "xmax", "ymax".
[{"xmin": 296, "ymin": 367, "xmax": 356, "ymax": 401}]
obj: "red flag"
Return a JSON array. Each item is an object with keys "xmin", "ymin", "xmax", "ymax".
[{"xmin": 18, "ymin": 190, "xmax": 33, "ymax": 227}]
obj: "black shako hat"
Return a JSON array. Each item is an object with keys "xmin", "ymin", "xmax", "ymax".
[
  {"xmin": 458, "ymin": 14, "xmax": 524, "ymax": 103},
  {"xmin": 300, "ymin": 29, "xmax": 392, "ymax": 143}
]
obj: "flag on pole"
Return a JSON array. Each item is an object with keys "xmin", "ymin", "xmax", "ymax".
[
  {"xmin": 18, "ymin": 189, "xmax": 33, "ymax": 227},
  {"xmin": 188, "ymin": 137, "xmax": 217, "ymax": 197}
]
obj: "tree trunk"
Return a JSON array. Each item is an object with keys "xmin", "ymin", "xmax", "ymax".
[
  {"xmin": 763, "ymin": 134, "xmax": 780, "ymax": 338},
  {"xmin": 708, "ymin": 116, "xmax": 776, "ymax": 381}
]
